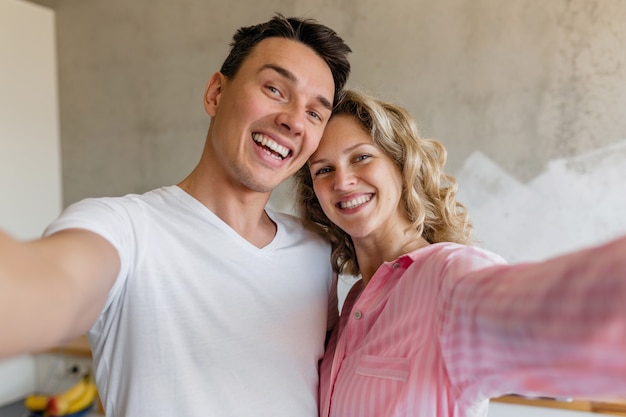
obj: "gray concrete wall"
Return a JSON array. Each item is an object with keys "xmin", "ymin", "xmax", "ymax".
[{"xmin": 49, "ymin": 0, "xmax": 626, "ymax": 258}]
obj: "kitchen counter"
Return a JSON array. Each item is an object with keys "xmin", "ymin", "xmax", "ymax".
[
  {"xmin": 44, "ymin": 335, "xmax": 92, "ymax": 358},
  {"xmin": 492, "ymin": 395, "xmax": 626, "ymax": 416},
  {"xmin": 0, "ymin": 398, "xmax": 102, "ymax": 417},
  {"xmin": 0, "ymin": 399, "xmax": 26, "ymax": 417}
]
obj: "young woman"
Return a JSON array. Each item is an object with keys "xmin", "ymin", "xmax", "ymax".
[{"xmin": 294, "ymin": 89, "xmax": 626, "ymax": 417}]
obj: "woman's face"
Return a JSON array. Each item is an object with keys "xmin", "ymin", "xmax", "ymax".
[{"xmin": 308, "ymin": 114, "xmax": 406, "ymax": 240}]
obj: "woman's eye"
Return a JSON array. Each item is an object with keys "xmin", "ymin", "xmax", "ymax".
[
  {"xmin": 355, "ymin": 154, "xmax": 371, "ymax": 162},
  {"xmin": 314, "ymin": 167, "xmax": 332, "ymax": 176}
]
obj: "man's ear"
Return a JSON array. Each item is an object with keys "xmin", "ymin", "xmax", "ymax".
[{"xmin": 204, "ymin": 72, "xmax": 225, "ymax": 117}]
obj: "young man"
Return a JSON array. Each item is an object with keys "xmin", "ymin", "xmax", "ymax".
[{"xmin": 0, "ymin": 14, "xmax": 351, "ymax": 417}]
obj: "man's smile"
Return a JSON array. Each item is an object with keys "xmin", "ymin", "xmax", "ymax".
[{"xmin": 252, "ymin": 133, "xmax": 291, "ymax": 159}]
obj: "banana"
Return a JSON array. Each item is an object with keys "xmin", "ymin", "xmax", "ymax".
[
  {"xmin": 46, "ymin": 375, "xmax": 91, "ymax": 416},
  {"xmin": 24, "ymin": 393, "xmax": 49, "ymax": 412},
  {"xmin": 64, "ymin": 380, "xmax": 98, "ymax": 414},
  {"xmin": 24, "ymin": 374, "xmax": 99, "ymax": 416}
]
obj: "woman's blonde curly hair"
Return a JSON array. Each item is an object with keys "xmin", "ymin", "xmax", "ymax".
[{"xmin": 294, "ymin": 89, "xmax": 473, "ymax": 276}]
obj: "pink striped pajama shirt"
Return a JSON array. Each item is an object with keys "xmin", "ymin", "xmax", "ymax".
[{"xmin": 320, "ymin": 237, "xmax": 626, "ymax": 417}]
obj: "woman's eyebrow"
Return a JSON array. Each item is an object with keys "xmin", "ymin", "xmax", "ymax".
[{"xmin": 309, "ymin": 143, "xmax": 372, "ymax": 166}]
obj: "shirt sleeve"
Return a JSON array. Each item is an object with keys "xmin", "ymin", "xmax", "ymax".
[
  {"xmin": 439, "ymin": 236, "xmax": 626, "ymax": 402},
  {"xmin": 43, "ymin": 197, "xmax": 137, "ymax": 328}
]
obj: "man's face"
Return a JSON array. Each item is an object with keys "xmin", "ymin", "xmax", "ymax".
[{"xmin": 205, "ymin": 37, "xmax": 335, "ymax": 193}]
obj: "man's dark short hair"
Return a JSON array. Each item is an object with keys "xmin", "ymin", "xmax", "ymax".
[{"xmin": 220, "ymin": 14, "xmax": 351, "ymax": 104}]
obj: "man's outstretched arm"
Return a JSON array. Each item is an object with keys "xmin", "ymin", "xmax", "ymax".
[{"xmin": 0, "ymin": 228, "xmax": 119, "ymax": 359}]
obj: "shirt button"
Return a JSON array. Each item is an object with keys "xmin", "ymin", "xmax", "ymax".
[
  {"xmin": 392, "ymin": 262, "xmax": 401, "ymax": 269},
  {"xmin": 354, "ymin": 310, "xmax": 363, "ymax": 320}
]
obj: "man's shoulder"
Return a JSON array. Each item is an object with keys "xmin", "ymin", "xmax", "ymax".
[
  {"xmin": 267, "ymin": 208, "xmax": 315, "ymax": 235},
  {"xmin": 67, "ymin": 185, "xmax": 176, "ymax": 207},
  {"xmin": 267, "ymin": 208, "xmax": 301, "ymax": 226},
  {"xmin": 46, "ymin": 186, "xmax": 182, "ymax": 232},
  {"xmin": 79, "ymin": 185, "xmax": 185, "ymax": 213},
  {"xmin": 267, "ymin": 208, "xmax": 330, "ymax": 247}
]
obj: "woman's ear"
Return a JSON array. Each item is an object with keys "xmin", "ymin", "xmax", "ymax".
[{"xmin": 204, "ymin": 72, "xmax": 224, "ymax": 116}]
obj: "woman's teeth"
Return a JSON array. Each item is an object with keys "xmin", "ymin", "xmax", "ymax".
[
  {"xmin": 339, "ymin": 195, "xmax": 372, "ymax": 209},
  {"xmin": 252, "ymin": 133, "xmax": 289, "ymax": 159}
]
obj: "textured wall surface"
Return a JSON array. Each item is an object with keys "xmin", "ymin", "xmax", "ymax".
[
  {"xmin": 457, "ymin": 139, "xmax": 626, "ymax": 262},
  {"xmin": 1, "ymin": 0, "xmax": 62, "ymax": 240},
  {"xmin": 49, "ymin": 0, "xmax": 626, "ymax": 255}
]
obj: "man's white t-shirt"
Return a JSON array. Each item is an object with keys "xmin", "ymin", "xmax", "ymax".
[{"xmin": 44, "ymin": 185, "xmax": 337, "ymax": 417}]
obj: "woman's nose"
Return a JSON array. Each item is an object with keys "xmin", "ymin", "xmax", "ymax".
[{"xmin": 333, "ymin": 167, "xmax": 356, "ymax": 190}]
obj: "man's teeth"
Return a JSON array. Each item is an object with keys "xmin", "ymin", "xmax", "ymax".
[
  {"xmin": 252, "ymin": 133, "xmax": 289, "ymax": 159},
  {"xmin": 339, "ymin": 195, "xmax": 372, "ymax": 209}
]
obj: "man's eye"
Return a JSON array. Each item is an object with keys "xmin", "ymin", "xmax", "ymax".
[
  {"xmin": 307, "ymin": 111, "xmax": 322, "ymax": 121},
  {"xmin": 267, "ymin": 86, "xmax": 280, "ymax": 95}
]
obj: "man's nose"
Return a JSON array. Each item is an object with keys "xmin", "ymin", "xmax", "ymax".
[{"xmin": 275, "ymin": 102, "xmax": 305, "ymax": 136}]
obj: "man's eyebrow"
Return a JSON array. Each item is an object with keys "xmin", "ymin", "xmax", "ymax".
[{"xmin": 260, "ymin": 64, "xmax": 333, "ymax": 111}]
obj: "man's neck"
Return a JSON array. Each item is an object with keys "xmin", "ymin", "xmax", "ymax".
[{"xmin": 177, "ymin": 172, "xmax": 277, "ymax": 248}]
